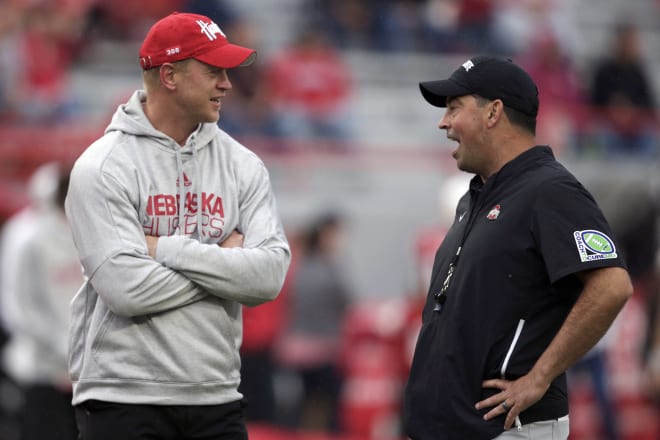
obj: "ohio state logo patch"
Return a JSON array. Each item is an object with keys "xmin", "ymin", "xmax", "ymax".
[
  {"xmin": 573, "ymin": 230, "xmax": 617, "ymax": 262},
  {"xmin": 486, "ymin": 204, "xmax": 501, "ymax": 220}
]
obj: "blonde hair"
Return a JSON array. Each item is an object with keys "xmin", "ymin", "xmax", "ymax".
[{"xmin": 142, "ymin": 68, "xmax": 160, "ymax": 92}]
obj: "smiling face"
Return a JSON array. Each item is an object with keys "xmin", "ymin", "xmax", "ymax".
[
  {"xmin": 439, "ymin": 94, "xmax": 495, "ymax": 177},
  {"xmin": 172, "ymin": 59, "xmax": 232, "ymax": 125}
]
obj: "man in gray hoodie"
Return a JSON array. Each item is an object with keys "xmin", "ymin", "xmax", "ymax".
[{"xmin": 65, "ymin": 12, "xmax": 291, "ymax": 440}]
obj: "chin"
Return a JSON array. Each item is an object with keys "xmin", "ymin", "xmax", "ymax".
[
  {"xmin": 204, "ymin": 114, "xmax": 220, "ymax": 124},
  {"xmin": 456, "ymin": 160, "xmax": 475, "ymax": 174}
]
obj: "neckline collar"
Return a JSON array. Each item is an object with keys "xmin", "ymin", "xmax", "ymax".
[{"xmin": 469, "ymin": 145, "xmax": 554, "ymax": 192}]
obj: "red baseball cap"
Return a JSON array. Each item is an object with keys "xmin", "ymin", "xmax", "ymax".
[{"xmin": 139, "ymin": 12, "xmax": 257, "ymax": 70}]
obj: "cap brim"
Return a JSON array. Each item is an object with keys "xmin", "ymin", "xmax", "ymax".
[
  {"xmin": 195, "ymin": 44, "xmax": 257, "ymax": 69},
  {"xmin": 419, "ymin": 80, "xmax": 471, "ymax": 107}
]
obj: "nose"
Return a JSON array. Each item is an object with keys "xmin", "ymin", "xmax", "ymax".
[
  {"xmin": 218, "ymin": 70, "xmax": 232, "ymax": 90},
  {"xmin": 438, "ymin": 110, "xmax": 450, "ymax": 130}
]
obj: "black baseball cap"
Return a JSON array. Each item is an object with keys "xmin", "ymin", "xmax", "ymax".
[{"xmin": 420, "ymin": 56, "xmax": 539, "ymax": 117}]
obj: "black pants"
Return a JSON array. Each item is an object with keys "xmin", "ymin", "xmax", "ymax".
[
  {"xmin": 74, "ymin": 399, "xmax": 248, "ymax": 440},
  {"xmin": 20, "ymin": 384, "xmax": 78, "ymax": 440}
]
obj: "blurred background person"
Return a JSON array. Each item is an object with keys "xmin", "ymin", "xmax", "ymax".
[
  {"xmin": 238, "ymin": 231, "xmax": 300, "ymax": 425},
  {"xmin": 589, "ymin": 22, "xmax": 659, "ymax": 158},
  {"xmin": 239, "ymin": 287, "xmax": 288, "ymax": 426},
  {"xmin": 264, "ymin": 26, "xmax": 354, "ymax": 149},
  {"xmin": 520, "ymin": 28, "xmax": 587, "ymax": 157},
  {"xmin": 0, "ymin": 161, "xmax": 59, "ymax": 440},
  {"xmin": 0, "ymin": 162, "xmax": 81, "ymax": 440},
  {"xmin": 0, "ymin": 2, "xmax": 89, "ymax": 124},
  {"xmin": 275, "ymin": 212, "xmax": 351, "ymax": 433}
]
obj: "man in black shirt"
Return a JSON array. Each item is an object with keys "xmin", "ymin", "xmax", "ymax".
[
  {"xmin": 404, "ymin": 56, "xmax": 633, "ymax": 440},
  {"xmin": 590, "ymin": 23, "xmax": 658, "ymax": 158}
]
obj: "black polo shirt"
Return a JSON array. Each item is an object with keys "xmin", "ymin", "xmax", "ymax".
[{"xmin": 404, "ymin": 146, "xmax": 626, "ymax": 440}]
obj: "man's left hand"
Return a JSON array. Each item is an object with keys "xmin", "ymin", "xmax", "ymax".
[{"xmin": 475, "ymin": 374, "xmax": 550, "ymax": 430}]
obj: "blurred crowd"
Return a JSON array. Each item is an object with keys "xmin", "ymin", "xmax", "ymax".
[
  {"xmin": 0, "ymin": 0, "xmax": 659, "ymax": 439},
  {"xmin": 0, "ymin": 0, "xmax": 657, "ymax": 156}
]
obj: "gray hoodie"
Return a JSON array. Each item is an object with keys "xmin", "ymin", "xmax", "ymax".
[{"xmin": 65, "ymin": 90, "xmax": 291, "ymax": 406}]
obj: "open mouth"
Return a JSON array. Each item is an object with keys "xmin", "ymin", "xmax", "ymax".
[
  {"xmin": 447, "ymin": 135, "xmax": 460, "ymax": 158},
  {"xmin": 210, "ymin": 98, "xmax": 222, "ymax": 111}
]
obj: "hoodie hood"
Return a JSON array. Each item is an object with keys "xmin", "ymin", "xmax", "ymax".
[{"xmin": 105, "ymin": 90, "xmax": 218, "ymax": 151}]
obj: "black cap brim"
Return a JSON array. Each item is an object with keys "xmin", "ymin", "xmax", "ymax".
[{"xmin": 419, "ymin": 80, "xmax": 472, "ymax": 108}]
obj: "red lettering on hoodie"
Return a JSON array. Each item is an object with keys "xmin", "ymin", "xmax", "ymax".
[
  {"xmin": 148, "ymin": 193, "xmax": 223, "ymax": 216},
  {"xmin": 145, "ymin": 193, "xmax": 225, "ymax": 237},
  {"xmin": 147, "ymin": 194, "xmax": 177, "ymax": 216},
  {"xmin": 205, "ymin": 192, "xmax": 224, "ymax": 217}
]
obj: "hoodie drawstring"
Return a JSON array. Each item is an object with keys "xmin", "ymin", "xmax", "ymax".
[
  {"xmin": 191, "ymin": 141, "xmax": 203, "ymax": 240},
  {"xmin": 174, "ymin": 131, "xmax": 204, "ymax": 239},
  {"xmin": 174, "ymin": 147, "xmax": 185, "ymax": 235}
]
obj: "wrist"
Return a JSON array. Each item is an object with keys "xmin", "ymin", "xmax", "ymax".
[{"xmin": 528, "ymin": 361, "xmax": 555, "ymax": 392}]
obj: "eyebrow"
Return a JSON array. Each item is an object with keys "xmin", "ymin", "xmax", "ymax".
[{"xmin": 446, "ymin": 96, "xmax": 461, "ymax": 106}]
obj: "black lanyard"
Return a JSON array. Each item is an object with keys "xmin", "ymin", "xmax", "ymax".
[{"xmin": 434, "ymin": 189, "xmax": 482, "ymax": 313}]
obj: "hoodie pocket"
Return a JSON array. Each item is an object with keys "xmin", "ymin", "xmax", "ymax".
[
  {"xmin": 90, "ymin": 299, "xmax": 239, "ymax": 383},
  {"xmin": 500, "ymin": 318, "xmax": 525, "ymax": 379}
]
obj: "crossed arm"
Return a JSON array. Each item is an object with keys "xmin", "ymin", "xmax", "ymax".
[
  {"xmin": 146, "ymin": 230, "xmax": 245, "ymax": 256},
  {"xmin": 475, "ymin": 266, "xmax": 633, "ymax": 429},
  {"xmin": 66, "ymin": 163, "xmax": 290, "ymax": 318}
]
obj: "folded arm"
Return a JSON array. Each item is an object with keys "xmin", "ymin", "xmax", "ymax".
[
  {"xmin": 151, "ymin": 165, "xmax": 291, "ymax": 307},
  {"xmin": 66, "ymin": 164, "xmax": 208, "ymax": 318}
]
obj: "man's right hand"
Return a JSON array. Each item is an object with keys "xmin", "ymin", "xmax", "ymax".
[{"xmin": 220, "ymin": 230, "xmax": 244, "ymax": 248}]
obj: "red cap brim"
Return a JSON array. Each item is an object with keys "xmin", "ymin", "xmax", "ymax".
[{"xmin": 194, "ymin": 44, "xmax": 257, "ymax": 69}]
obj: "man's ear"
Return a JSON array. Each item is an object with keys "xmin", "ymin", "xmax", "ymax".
[
  {"xmin": 159, "ymin": 63, "xmax": 177, "ymax": 91},
  {"xmin": 487, "ymin": 99, "xmax": 504, "ymax": 128}
]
